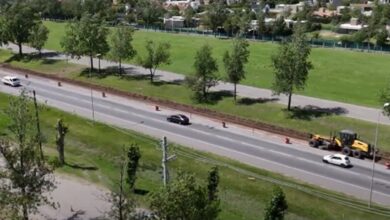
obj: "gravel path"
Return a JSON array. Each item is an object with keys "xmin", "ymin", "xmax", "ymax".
[{"xmin": 35, "ymin": 175, "xmax": 111, "ymax": 220}]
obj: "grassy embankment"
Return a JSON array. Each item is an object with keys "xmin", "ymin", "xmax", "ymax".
[
  {"xmin": 43, "ymin": 21, "xmax": 390, "ymax": 108},
  {"xmin": 2, "ymin": 48, "xmax": 390, "ymax": 152},
  {"xmin": 0, "ymin": 92, "xmax": 389, "ymax": 220}
]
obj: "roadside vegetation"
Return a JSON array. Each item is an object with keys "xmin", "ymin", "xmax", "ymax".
[
  {"xmin": 42, "ymin": 21, "xmax": 390, "ymax": 108},
  {"xmin": 0, "ymin": 92, "xmax": 388, "ymax": 220}
]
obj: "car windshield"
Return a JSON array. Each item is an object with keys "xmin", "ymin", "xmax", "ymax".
[{"xmin": 10, "ymin": 78, "xmax": 19, "ymax": 82}]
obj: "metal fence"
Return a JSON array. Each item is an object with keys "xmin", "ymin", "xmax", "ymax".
[{"xmin": 136, "ymin": 25, "xmax": 390, "ymax": 53}]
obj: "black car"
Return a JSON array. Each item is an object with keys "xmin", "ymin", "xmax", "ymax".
[{"xmin": 166, "ymin": 114, "xmax": 190, "ymax": 125}]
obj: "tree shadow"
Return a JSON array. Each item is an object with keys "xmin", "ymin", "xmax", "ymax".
[
  {"xmin": 66, "ymin": 209, "xmax": 86, "ymax": 220},
  {"xmin": 65, "ymin": 162, "xmax": 98, "ymax": 171},
  {"xmin": 4, "ymin": 53, "xmax": 63, "ymax": 66},
  {"xmin": 134, "ymin": 188, "xmax": 149, "ymax": 196},
  {"xmin": 79, "ymin": 68, "xmax": 116, "ymax": 79},
  {"xmin": 204, "ymin": 90, "xmax": 233, "ymax": 105},
  {"xmin": 41, "ymin": 59, "xmax": 58, "ymax": 65},
  {"xmin": 150, "ymin": 79, "xmax": 185, "ymax": 87},
  {"xmin": 286, "ymin": 105, "xmax": 348, "ymax": 121},
  {"xmin": 121, "ymin": 73, "xmax": 151, "ymax": 81},
  {"xmin": 140, "ymin": 163, "xmax": 159, "ymax": 171},
  {"xmin": 40, "ymin": 51, "xmax": 61, "ymax": 58},
  {"xmin": 238, "ymin": 97, "xmax": 279, "ymax": 105}
]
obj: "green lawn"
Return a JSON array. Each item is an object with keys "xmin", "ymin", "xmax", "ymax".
[
  {"xmin": 0, "ymin": 52, "xmax": 84, "ymax": 75},
  {"xmin": 43, "ymin": 21, "xmax": 390, "ymax": 107},
  {"xmin": 0, "ymin": 92, "xmax": 388, "ymax": 220}
]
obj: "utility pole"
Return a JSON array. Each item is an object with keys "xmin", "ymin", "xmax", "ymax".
[
  {"xmin": 33, "ymin": 90, "xmax": 44, "ymax": 161},
  {"xmin": 89, "ymin": 66, "xmax": 95, "ymax": 122},
  {"xmin": 161, "ymin": 136, "xmax": 176, "ymax": 186}
]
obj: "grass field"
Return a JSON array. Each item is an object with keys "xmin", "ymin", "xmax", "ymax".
[
  {"xmin": 43, "ymin": 21, "xmax": 390, "ymax": 107},
  {"xmin": 2, "ymin": 49, "xmax": 390, "ymax": 153},
  {"xmin": 0, "ymin": 92, "xmax": 388, "ymax": 220}
]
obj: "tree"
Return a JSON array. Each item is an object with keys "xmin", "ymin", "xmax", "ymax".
[
  {"xmin": 29, "ymin": 22, "xmax": 49, "ymax": 56},
  {"xmin": 375, "ymin": 28, "xmax": 388, "ymax": 46},
  {"xmin": 352, "ymin": 28, "xmax": 369, "ymax": 44},
  {"xmin": 272, "ymin": 16, "xmax": 289, "ymax": 36},
  {"xmin": 0, "ymin": 16, "xmax": 8, "ymax": 46},
  {"xmin": 82, "ymin": 0, "xmax": 112, "ymax": 18},
  {"xmin": 204, "ymin": 2, "xmax": 227, "ymax": 35},
  {"xmin": 149, "ymin": 171, "xmax": 220, "ymax": 220},
  {"xmin": 257, "ymin": 11, "xmax": 268, "ymax": 36},
  {"xmin": 207, "ymin": 166, "xmax": 219, "ymax": 202},
  {"xmin": 55, "ymin": 119, "xmax": 69, "ymax": 166},
  {"xmin": 61, "ymin": 0, "xmax": 83, "ymax": 19},
  {"xmin": 3, "ymin": 1, "xmax": 39, "ymax": 56},
  {"xmin": 136, "ymin": 0, "xmax": 165, "ymax": 26},
  {"xmin": 29, "ymin": 0, "xmax": 63, "ymax": 19},
  {"xmin": 0, "ymin": 90, "xmax": 55, "ymax": 220},
  {"xmin": 264, "ymin": 186, "xmax": 288, "ymax": 220},
  {"xmin": 107, "ymin": 147, "xmax": 136, "ymax": 220},
  {"xmin": 184, "ymin": 7, "xmax": 195, "ymax": 27},
  {"xmin": 223, "ymin": 38, "xmax": 250, "ymax": 102},
  {"xmin": 127, "ymin": 144, "xmax": 141, "ymax": 192},
  {"xmin": 61, "ymin": 13, "xmax": 109, "ymax": 71},
  {"xmin": 271, "ymin": 24, "xmax": 312, "ymax": 110},
  {"xmin": 380, "ymin": 81, "xmax": 390, "ymax": 117},
  {"xmin": 223, "ymin": 11, "xmax": 250, "ymax": 37},
  {"xmin": 187, "ymin": 44, "xmax": 218, "ymax": 102},
  {"xmin": 137, "ymin": 40, "xmax": 171, "ymax": 83},
  {"xmin": 109, "ymin": 26, "xmax": 137, "ymax": 75}
]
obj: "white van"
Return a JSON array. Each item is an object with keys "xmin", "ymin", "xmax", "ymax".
[{"xmin": 2, "ymin": 76, "xmax": 21, "ymax": 87}]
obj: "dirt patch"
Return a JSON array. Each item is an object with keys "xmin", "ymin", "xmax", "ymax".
[{"xmin": 36, "ymin": 175, "xmax": 111, "ymax": 220}]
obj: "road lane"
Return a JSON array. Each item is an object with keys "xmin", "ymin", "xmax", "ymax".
[{"xmin": 1, "ymin": 72, "xmax": 390, "ymax": 206}]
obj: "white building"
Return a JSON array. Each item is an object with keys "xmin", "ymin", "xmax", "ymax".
[
  {"xmin": 339, "ymin": 18, "xmax": 368, "ymax": 33},
  {"xmin": 164, "ymin": 16, "xmax": 185, "ymax": 29}
]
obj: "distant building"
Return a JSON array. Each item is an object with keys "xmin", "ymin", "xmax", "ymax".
[
  {"xmin": 250, "ymin": 18, "xmax": 305, "ymax": 30},
  {"xmin": 313, "ymin": 7, "xmax": 339, "ymax": 18},
  {"xmin": 268, "ymin": 2, "xmax": 305, "ymax": 18},
  {"xmin": 338, "ymin": 18, "xmax": 368, "ymax": 33},
  {"xmin": 164, "ymin": 16, "xmax": 185, "ymax": 29},
  {"xmin": 350, "ymin": 3, "xmax": 374, "ymax": 17},
  {"xmin": 328, "ymin": 0, "xmax": 343, "ymax": 7},
  {"xmin": 164, "ymin": 0, "xmax": 200, "ymax": 11}
]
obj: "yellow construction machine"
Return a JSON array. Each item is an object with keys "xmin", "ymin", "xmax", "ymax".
[{"xmin": 309, "ymin": 130, "xmax": 374, "ymax": 159}]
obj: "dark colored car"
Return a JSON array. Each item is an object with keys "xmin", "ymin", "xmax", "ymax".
[{"xmin": 166, "ymin": 114, "xmax": 190, "ymax": 125}]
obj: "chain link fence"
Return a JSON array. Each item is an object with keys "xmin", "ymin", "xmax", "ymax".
[{"xmin": 136, "ymin": 25, "xmax": 390, "ymax": 53}]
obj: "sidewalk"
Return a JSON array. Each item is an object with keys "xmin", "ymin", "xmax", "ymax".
[{"xmin": 3, "ymin": 43, "xmax": 390, "ymax": 126}]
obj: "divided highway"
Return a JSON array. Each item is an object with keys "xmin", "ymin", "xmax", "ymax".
[{"xmin": 1, "ymin": 70, "xmax": 390, "ymax": 206}]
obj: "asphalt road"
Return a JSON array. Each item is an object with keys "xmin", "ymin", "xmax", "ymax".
[{"xmin": 1, "ymin": 71, "xmax": 390, "ymax": 206}]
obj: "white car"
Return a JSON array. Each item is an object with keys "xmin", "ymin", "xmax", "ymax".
[
  {"xmin": 2, "ymin": 76, "xmax": 21, "ymax": 87},
  {"xmin": 322, "ymin": 154, "xmax": 352, "ymax": 168}
]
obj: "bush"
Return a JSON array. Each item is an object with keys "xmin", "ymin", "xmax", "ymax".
[
  {"xmin": 339, "ymin": 35, "xmax": 353, "ymax": 43},
  {"xmin": 376, "ymin": 28, "xmax": 388, "ymax": 46},
  {"xmin": 47, "ymin": 156, "xmax": 62, "ymax": 169}
]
